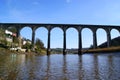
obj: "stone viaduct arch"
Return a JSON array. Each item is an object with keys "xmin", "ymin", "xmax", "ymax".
[
  {"xmin": 81, "ymin": 28, "xmax": 93, "ymax": 48},
  {"xmin": 66, "ymin": 28, "xmax": 78, "ymax": 49},
  {"xmin": 50, "ymin": 27, "xmax": 63, "ymax": 49},
  {"xmin": 0, "ymin": 23, "xmax": 120, "ymax": 55},
  {"xmin": 111, "ymin": 29, "xmax": 120, "ymax": 39}
]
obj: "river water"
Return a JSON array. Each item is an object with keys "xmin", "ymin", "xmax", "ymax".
[{"xmin": 0, "ymin": 53, "xmax": 120, "ymax": 80}]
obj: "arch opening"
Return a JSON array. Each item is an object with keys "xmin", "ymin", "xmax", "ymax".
[
  {"xmin": 51, "ymin": 27, "xmax": 63, "ymax": 53},
  {"xmin": 81, "ymin": 28, "xmax": 93, "ymax": 48},
  {"xmin": 66, "ymin": 28, "xmax": 78, "ymax": 53},
  {"xmin": 110, "ymin": 29, "xmax": 120, "ymax": 47},
  {"xmin": 35, "ymin": 27, "xmax": 48, "ymax": 54},
  {"xmin": 20, "ymin": 27, "xmax": 32, "ymax": 40},
  {"xmin": 20, "ymin": 27, "xmax": 32, "ymax": 50},
  {"xmin": 35, "ymin": 27, "xmax": 48, "ymax": 48},
  {"xmin": 96, "ymin": 28, "xmax": 107, "ymax": 47},
  {"xmin": 111, "ymin": 29, "xmax": 120, "ymax": 39}
]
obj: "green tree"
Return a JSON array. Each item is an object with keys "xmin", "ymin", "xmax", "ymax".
[
  {"xmin": 35, "ymin": 38, "xmax": 45, "ymax": 53},
  {"xmin": 22, "ymin": 42, "xmax": 32, "ymax": 49},
  {"xmin": 35, "ymin": 38, "xmax": 45, "ymax": 49}
]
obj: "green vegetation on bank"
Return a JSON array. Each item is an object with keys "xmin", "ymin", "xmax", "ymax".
[
  {"xmin": 99, "ymin": 36, "xmax": 120, "ymax": 48},
  {"xmin": 89, "ymin": 36, "xmax": 120, "ymax": 49},
  {"xmin": 34, "ymin": 38, "xmax": 46, "ymax": 55},
  {"xmin": 0, "ymin": 28, "xmax": 46, "ymax": 55},
  {"xmin": 86, "ymin": 36, "xmax": 120, "ymax": 53},
  {"xmin": 83, "ymin": 46, "xmax": 120, "ymax": 53}
]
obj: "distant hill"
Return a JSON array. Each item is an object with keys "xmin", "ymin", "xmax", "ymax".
[{"xmin": 98, "ymin": 36, "xmax": 120, "ymax": 48}]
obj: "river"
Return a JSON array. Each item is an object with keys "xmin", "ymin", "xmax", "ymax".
[{"xmin": 0, "ymin": 52, "xmax": 120, "ymax": 80}]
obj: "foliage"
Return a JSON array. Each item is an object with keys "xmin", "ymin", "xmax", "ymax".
[
  {"xmin": 13, "ymin": 36, "xmax": 19, "ymax": 43},
  {"xmin": 99, "ymin": 36, "xmax": 120, "ymax": 48},
  {"xmin": 7, "ymin": 27, "xmax": 17, "ymax": 33},
  {"xmin": 35, "ymin": 38, "xmax": 46, "ymax": 53},
  {"xmin": 22, "ymin": 42, "xmax": 32, "ymax": 49},
  {"xmin": 35, "ymin": 38, "xmax": 45, "ymax": 49},
  {"xmin": 0, "ymin": 28, "xmax": 46, "ymax": 54}
]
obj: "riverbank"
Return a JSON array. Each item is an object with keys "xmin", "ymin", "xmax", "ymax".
[
  {"xmin": 0, "ymin": 47, "xmax": 46, "ymax": 56},
  {"xmin": 1, "ymin": 46, "xmax": 120, "ymax": 55},
  {"xmin": 82, "ymin": 46, "xmax": 120, "ymax": 53}
]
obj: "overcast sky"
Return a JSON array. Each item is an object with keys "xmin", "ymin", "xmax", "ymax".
[{"xmin": 0, "ymin": 0, "xmax": 120, "ymax": 48}]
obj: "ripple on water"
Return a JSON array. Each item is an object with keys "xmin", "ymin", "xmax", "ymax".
[{"xmin": 0, "ymin": 53, "xmax": 120, "ymax": 80}]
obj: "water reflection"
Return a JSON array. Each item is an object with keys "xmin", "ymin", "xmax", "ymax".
[
  {"xmin": 63, "ymin": 55, "xmax": 67, "ymax": 80},
  {"xmin": 78, "ymin": 55, "xmax": 83, "ymax": 80},
  {"xmin": 0, "ymin": 53, "xmax": 120, "ymax": 80},
  {"xmin": 46, "ymin": 56, "xmax": 51, "ymax": 80},
  {"xmin": 93, "ymin": 55, "xmax": 99, "ymax": 79}
]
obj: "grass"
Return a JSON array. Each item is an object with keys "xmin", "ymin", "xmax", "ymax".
[{"xmin": 82, "ymin": 46, "xmax": 120, "ymax": 53}]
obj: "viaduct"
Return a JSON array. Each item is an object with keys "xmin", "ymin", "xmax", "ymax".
[{"xmin": 0, "ymin": 23, "xmax": 120, "ymax": 55}]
